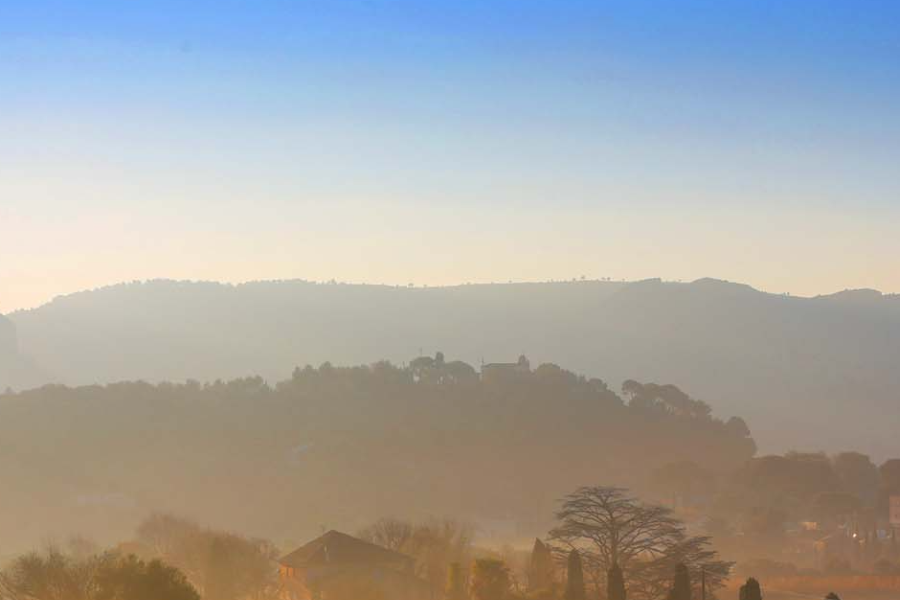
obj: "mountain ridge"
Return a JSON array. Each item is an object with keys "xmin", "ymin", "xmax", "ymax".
[{"xmin": 6, "ymin": 277, "xmax": 900, "ymax": 456}]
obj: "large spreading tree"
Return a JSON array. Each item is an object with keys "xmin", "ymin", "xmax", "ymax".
[{"xmin": 549, "ymin": 486, "xmax": 732, "ymax": 600}]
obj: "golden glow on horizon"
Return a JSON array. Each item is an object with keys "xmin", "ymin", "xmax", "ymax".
[{"xmin": 2, "ymin": 193, "xmax": 897, "ymax": 313}]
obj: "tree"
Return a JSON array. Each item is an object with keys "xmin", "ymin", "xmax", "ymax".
[
  {"xmin": 880, "ymin": 460, "xmax": 900, "ymax": 493},
  {"xmin": 470, "ymin": 559, "xmax": 510, "ymax": 600},
  {"xmin": 565, "ymin": 550, "xmax": 585, "ymax": 600},
  {"xmin": 607, "ymin": 563, "xmax": 626, "ymax": 600},
  {"xmin": 0, "ymin": 549, "xmax": 199, "ymax": 600},
  {"xmin": 0, "ymin": 547, "xmax": 95, "ymax": 600},
  {"xmin": 549, "ymin": 487, "xmax": 731, "ymax": 600},
  {"xmin": 359, "ymin": 518, "xmax": 473, "ymax": 593},
  {"xmin": 811, "ymin": 492, "xmax": 861, "ymax": 527},
  {"xmin": 407, "ymin": 353, "xmax": 477, "ymax": 385},
  {"xmin": 734, "ymin": 453, "xmax": 840, "ymax": 509},
  {"xmin": 650, "ymin": 462, "xmax": 714, "ymax": 508},
  {"xmin": 204, "ymin": 538, "xmax": 236, "ymax": 600},
  {"xmin": 666, "ymin": 564, "xmax": 690, "ymax": 600},
  {"xmin": 94, "ymin": 554, "xmax": 200, "ymax": 600},
  {"xmin": 446, "ymin": 563, "xmax": 467, "ymax": 600},
  {"xmin": 725, "ymin": 417, "xmax": 751, "ymax": 438},
  {"xmin": 528, "ymin": 539, "xmax": 554, "ymax": 592},
  {"xmin": 621, "ymin": 382, "xmax": 711, "ymax": 420},
  {"xmin": 741, "ymin": 507, "xmax": 788, "ymax": 539},
  {"xmin": 738, "ymin": 578, "xmax": 761, "ymax": 600},
  {"xmin": 832, "ymin": 452, "xmax": 878, "ymax": 505},
  {"xmin": 135, "ymin": 514, "xmax": 277, "ymax": 600},
  {"xmin": 358, "ymin": 518, "xmax": 415, "ymax": 552}
]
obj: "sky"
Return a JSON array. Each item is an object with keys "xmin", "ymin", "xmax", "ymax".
[{"xmin": 1, "ymin": 0, "xmax": 899, "ymax": 312}]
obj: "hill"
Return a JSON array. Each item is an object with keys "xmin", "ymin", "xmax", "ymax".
[
  {"xmin": 0, "ymin": 360, "xmax": 754, "ymax": 553},
  {"xmin": 6, "ymin": 278, "xmax": 900, "ymax": 455},
  {"xmin": 0, "ymin": 314, "xmax": 43, "ymax": 391}
]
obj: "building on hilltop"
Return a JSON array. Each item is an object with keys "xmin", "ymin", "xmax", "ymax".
[
  {"xmin": 481, "ymin": 354, "xmax": 531, "ymax": 384},
  {"xmin": 278, "ymin": 530, "xmax": 431, "ymax": 600}
]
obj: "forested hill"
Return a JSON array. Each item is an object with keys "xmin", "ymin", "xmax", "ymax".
[
  {"xmin": 6, "ymin": 278, "xmax": 900, "ymax": 454},
  {"xmin": 0, "ymin": 360, "xmax": 754, "ymax": 553}
]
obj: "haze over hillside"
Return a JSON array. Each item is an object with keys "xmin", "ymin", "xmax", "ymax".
[
  {"xmin": 0, "ymin": 313, "xmax": 43, "ymax": 391},
  {"xmin": 4, "ymin": 277, "xmax": 900, "ymax": 455},
  {"xmin": 0, "ymin": 360, "xmax": 754, "ymax": 554}
]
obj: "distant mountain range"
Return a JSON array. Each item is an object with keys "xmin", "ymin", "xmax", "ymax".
[{"xmin": 3, "ymin": 278, "xmax": 899, "ymax": 456}]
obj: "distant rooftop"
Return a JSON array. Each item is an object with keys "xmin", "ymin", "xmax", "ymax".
[{"xmin": 279, "ymin": 530, "xmax": 412, "ymax": 569}]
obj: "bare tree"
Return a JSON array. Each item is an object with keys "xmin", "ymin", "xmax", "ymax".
[
  {"xmin": 358, "ymin": 518, "xmax": 473, "ymax": 594},
  {"xmin": 549, "ymin": 487, "xmax": 731, "ymax": 600},
  {"xmin": 0, "ymin": 547, "xmax": 98, "ymax": 600},
  {"xmin": 135, "ymin": 514, "xmax": 279, "ymax": 600},
  {"xmin": 357, "ymin": 518, "xmax": 416, "ymax": 552}
]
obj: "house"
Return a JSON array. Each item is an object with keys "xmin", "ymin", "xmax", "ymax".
[
  {"xmin": 278, "ymin": 530, "xmax": 432, "ymax": 600},
  {"xmin": 481, "ymin": 355, "xmax": 531, "ymax": 384}
]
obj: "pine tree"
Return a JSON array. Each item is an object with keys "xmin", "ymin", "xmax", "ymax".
[
  {"xmin": 607, "ymin": 562, "xmax": 626, "ymax": 600},
  {"xmin": 738, "ymin": 578, "xmax": 762, "ymax": 600},
  {"xmin": 666, "ymin": 563, "xmax": 691, "ymax": 600},
  {"xmin": 564, "ymin": 550, "xmax": 586, "ymax": 600}
]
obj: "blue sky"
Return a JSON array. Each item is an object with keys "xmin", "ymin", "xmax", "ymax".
[{"xmin": 1, "ymin": 1, "xmax": 899, "ymax": 311}]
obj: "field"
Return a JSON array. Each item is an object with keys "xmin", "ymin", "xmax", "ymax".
[{"xmin": 726, "ymin": 576, "xmax": 900, "ymax": 600}]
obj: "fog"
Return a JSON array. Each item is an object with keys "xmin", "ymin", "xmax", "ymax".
[
  {"xmin": 3, "ymin": 278, "xmax": 898, "ymax": 455},
  {"xmin": 4, "ymin": 1, "xmax": 900, "ymax": 599},
  {"xmin": 0, "ymin": 277, "xmax": 899, "ymax": 599}
]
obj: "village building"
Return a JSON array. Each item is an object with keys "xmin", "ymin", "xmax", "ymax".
[
  {"xmin": 278, "ymin": 530, "xmax": 432, "ymax": 600},
  {"xmin": 480, "ymin": 355, "xmax": 531, "ymax": 384}
]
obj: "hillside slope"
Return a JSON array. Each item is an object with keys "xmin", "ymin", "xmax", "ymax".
[
  {"xmin": 0, "ymin": 362, "xmax": 754, "ymax": 553},
  {"xmin": 0, "ymin": 314, "xmax": 43, "ymax": 391},
  {"xmin": 8, "ymin": 278, "xmax": 900, "ymax": 454}
]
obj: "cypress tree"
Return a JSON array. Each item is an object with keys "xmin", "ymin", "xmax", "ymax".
[
  {"xmin": 607, "ymin": 562, "xmax": 626, "ymax": 600},
  {"xmin": 666, "ymin": 563, "xmax": 691, "ymax": 600},
  {"xmin": 739, "ymin": 578, "xmax": 762, "ymax": 600},
  {"xmin": 529, "ymin": 539, "xmax": 554, "ymax": 591},
  {"xmin": 446, "ymin": 562, "xmax": 467, "ymax": 600},
  {"xmin": 564, "ymin": 550, "xmax": 585, "ymax": 600}
]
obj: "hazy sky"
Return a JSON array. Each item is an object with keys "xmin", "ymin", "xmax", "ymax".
[{"xmin": 2, "ymin": 0, "xmax": 899, "ymax": 312}]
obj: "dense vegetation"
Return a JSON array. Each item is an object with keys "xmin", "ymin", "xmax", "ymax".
[
  {"xmin": 0, "ymin": 356, "xmax": 754, "ymax": 553},
  {"xmin": 0, "ymin": 548, "xmax": 200, "ymax": 600}
]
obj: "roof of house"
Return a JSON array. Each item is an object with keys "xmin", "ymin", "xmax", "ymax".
[{"xmin": 279, "ymin": 530, "xmax": 413, "ymax": 569}]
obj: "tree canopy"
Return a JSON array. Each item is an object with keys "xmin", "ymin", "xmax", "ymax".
[
  {"xmin": 0, "ymin": 549, "xmax": 199, "ymax": 600},
  {"xmin": 549, "ymin": 487, "xmax": 731, "ymax": 600},
  {"xmin": 0, "ymin": 357, "xmax": 755, "ymax": 550}
]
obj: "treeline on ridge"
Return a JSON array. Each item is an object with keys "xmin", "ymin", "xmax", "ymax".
[{"xmin": 0, "ymin": 355, "xmax": 755, "ymax": 552}]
